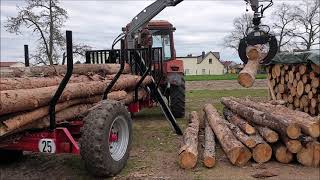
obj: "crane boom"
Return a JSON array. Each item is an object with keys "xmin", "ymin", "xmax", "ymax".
[{"xmin": 126, "ymin": 0, "xmax": 262, "ymax": 48}]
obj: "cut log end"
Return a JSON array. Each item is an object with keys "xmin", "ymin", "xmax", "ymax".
[
  {"xmin": 287, "ymin": 140, "xmax": 302, "ymax": 153},
  {"xmin": 238, "ymin": 73, "xmax": 255, "ymax": 88},
  {"xmin": 274, "ymin": 145, "xmax": 293, "ymax": 164},
  {"xmin": 204, "ymin": 157, "xmax": 216, "ymax": 168},
  {"xmin": 179, "ymin": 152, "xmax": 197, "ymax": 169},
  {"xmin": 245, "ymin": 125, "xmax": 256, "ymax": 135},
  {"xmin": 252, "ymin": 143, "xmax": 272, "ymax": 163},
  {"xmin": 229, "ymin": 147, "xmax": 252, "ymax": 166},
  {"xmin": 286, "ymin": 125, "xmax": 302, "ymax": 139}
]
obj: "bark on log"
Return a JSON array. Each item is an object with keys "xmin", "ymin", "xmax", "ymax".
[
  {"xmin": 0, "ymin": 75, "xmax": 152, "ymax": 115},
  {"xmin": 230, "ymin": 97, "xmax": 319, "ymax": 138},
  {"xmin": 255, "ymin": 125, "xmax": 279, "ymax": 143},
  {"xmin": 0, "ymin": 74, "xmax": 107, "ymax": 91},
  {"xmin": 0, "ymin": 64, "xmax": 130, "ymax": 77},
  {"xmin": 178, "ymin": 111, "xmax": 200, "ymax": 169},
  {"xmin": 203, "ymin": 104, "xmax": 251, "ymax": 166},
  {"xmin": 226, "ymin": 122, "xmax": 257, "ymax": 148},
  {"xmin": 238, "ymin": 47, "xmax": 262, "ymax": 88},
  {"xmin": 223, "ymin": 108, "xmax": 256, "ymax": 135},
  {"xmin": 272, "ymin": 143, "xmax": 293, "ymax": 164},
  {"xmin": 203, "ymin": 119, "xmax": 216, "ymax": 168},
  {"xmin": 221, "ymin": 97, "xmax": 301, "ymax": 139},
  {"xmin": 0, "ymin": 91, "xmax": 128, "ymax": 136}
]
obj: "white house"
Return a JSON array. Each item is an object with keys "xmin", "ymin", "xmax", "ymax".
[{"xmin": 178, "ymin": 51, "xmax": 225, "ymax": 75}]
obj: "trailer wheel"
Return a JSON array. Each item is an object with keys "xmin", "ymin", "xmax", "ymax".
[
  {"xmin": 170, "ymin": 79, "xmax": 186, "ymax": 118},
  {"xmin": 0, "ymin": 149, "xmax": 23, "ymax": 163},
  {"xmin": 80, "ymin": 100, "xmax": 132, "ymax": 177}
]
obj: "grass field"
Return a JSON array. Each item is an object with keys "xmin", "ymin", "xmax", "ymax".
[{"xmin": 185, "ymin": 74, "xmax": 267, "ymax": 81}]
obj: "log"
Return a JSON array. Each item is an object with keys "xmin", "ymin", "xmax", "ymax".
[
  {"xmin": 238, "ymin": 47, "xmax": 262, "ymax": 88},
  {"xmin": 0, "ymin": 64, "xmax": 130, "ymax": 77},
  {"xmin": 0, "ymin": 75, "xmax": 152, "ymax": 115},
  {"xmin": 305, "ymin": 84, "xmax": 311, "ymax": 93},
  {"xmin": 297, "ymin": 142, "xmax": 320, "ymax": 167},
  {"xmin": 267, "ymin": 80, "xmax": 276, "ymax": 101},
  {"xmin": 226, "ymin": 122, "xmax": 257, "ymax": 148},
  {"xmin": 297, "ymin": 81, "xmax": 304, "ymax": 97},
  {"xmin": 223, "ymin": 108, "xmax": 256, "ymax": 135},
  {"xmin": 203, "ymin": 119, "xmax": 216, "ymax": 168},
  {"xmin": 0, "ymin": 74, "xmax": 106, "ymax": 91},
  {"xmin": 272, "ymin": 143, "xmax": 293, "ymax": 164},
  {"xmin": 178, "ymin": 111, "xmax": 200, "ymax": 169},
  {"xmin": 203, "ymin": 104, "xmax": 251, "ymax": 166},
  {"xmin": 310, "ymin": 71, "xmax": 318, "ymax": 80},
  {"xmin": 221, "ymin": 97, "xmax": 301, "ymax": 139},
  {"xmin": 0, "ymin": 91, "xmax": 128, "ymax": 136},
  {"xmin": 255, "ymin": 125, "xmax": 279, "ymax": 143},
  {"xmin": 311, "ymin": 78, "xmax": 319, "ymax": 88},
  {"xmin": 296, "ymin": 72, "xmax": 301, "ymax": 81},
  {"xmin": 299, "ymin": 64, "xmax": 307, "ymax": 75},
  {"xmin": 230, "ymin": 97, "xmax": 319, "ymax": 138},
  {"xmin": 311, "ymin": 63, "xmax": 320, "ymax": 73},
  {"xmin": 251, "ymin": 133, "xmax": 272, "ymax": 163},
  {"xmin": 288, "ymin": 71, "xmax": 294, "ymax": 83},
  {"xmin": 281, "ymin": 135, "xmax": 302, "ymax": 153}
]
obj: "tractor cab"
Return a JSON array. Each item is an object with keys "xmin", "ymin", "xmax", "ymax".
[{"xmin": 147, "ymin": 20, "xmax": 176, "ymax": 61}]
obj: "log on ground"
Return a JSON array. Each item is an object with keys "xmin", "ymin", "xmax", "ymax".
[
  {"xmin": 223, "ymin": 108, "xmax": 256, "ymax": 135},
  {"xmin": 203, "ymin": 119, "xmax": 216, "ymax": 168},
  {"xmin": 203, "ymin": 104, "xmax": 251, "ymax": 166}
]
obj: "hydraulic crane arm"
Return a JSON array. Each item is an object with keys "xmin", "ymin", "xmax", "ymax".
[{"xmin": 126, "ymin": 0, "xmax": 263, "ymax": 48}]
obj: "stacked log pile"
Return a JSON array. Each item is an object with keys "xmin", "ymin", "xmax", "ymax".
[
  {"xmin": 267, "ymin": 63, "xmax": 320, "ymax": 116},
  {"xmin": 179, "ymin": 97, "xmax": 319, "ymax": 168},
  {"xmin": 0, "ymin": 64, "xmax": 151, "ymax": 137}
]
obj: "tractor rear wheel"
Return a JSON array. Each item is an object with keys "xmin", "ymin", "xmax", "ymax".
[
  {"xmin": 170, "ymin": 80, "xmax": 186, "ymax": 118},
  {"xmin": 80, "ymin": 100, "xmax": 132, "ymax": 177}
]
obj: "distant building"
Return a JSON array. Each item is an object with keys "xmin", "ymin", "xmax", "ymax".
[
  {"xmin": 178, "ymin": 51, "xmax": 224, "ymax": 75},
  {"xmin": 0, "ymin": 61, "xmax": 25, "ymax": 68},
  {"xmin": 221, "ymin": 61, "xmax": 244, "ymax": 74}
]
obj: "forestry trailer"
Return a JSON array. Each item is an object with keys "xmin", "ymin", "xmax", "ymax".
[{"xmin": 0, "ymin": 0, "xmax": 277, "ymax": 177}]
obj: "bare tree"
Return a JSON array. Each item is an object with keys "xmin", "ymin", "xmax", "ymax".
[
  {"xmin": 5, "ymin": 0, "xmax": 91, "ymax": 65},
  {"xmin": 292, "ymin": 0, "xmax": 320, "ymax": 50},
  {"xmin": 223, "ymin": 13, "xmax": 253, "ymax": 51},
  {"xmin": 271, "ymin": 3, "xmax": 296, "ymax": 52}
]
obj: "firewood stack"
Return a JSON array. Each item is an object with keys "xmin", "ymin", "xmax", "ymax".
[
  {"xmin": 267, "ymin": 63, "xmax": 320, "ymax": 116},
  {"xmin": 0, "ymin": 64, "xmax": 151, "ymax": 138},
  {"xmin": 179, "ymin": 97, "xmax": 319, "ymax": 169}
]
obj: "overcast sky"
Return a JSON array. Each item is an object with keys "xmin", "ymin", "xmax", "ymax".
[{"xmin": 1, "ymin": 0, "xmax": 301, "ymax": 63}]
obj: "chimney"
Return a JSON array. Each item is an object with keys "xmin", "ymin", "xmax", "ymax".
[{"xmin": 202, "ymin": 51, "xmax": 205, "ymax": 59}]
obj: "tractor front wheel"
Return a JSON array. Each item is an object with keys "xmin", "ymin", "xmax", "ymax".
[
  {"xmin": 170, "ymin": 80, "xmax": 186, "ymax": 118},
  {"xmin": 80, "ymin": 100, "xmax": 132, "ymax": 177}
]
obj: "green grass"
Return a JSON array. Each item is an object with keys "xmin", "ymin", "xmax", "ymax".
[{"xmin": 185, "ymin": 74, "xmax": 267, "ymax": 81}]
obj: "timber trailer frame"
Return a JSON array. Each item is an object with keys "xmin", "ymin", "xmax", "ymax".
[{"xmin": 0, "ymin": 30, "xmax": 182, "ymax": 177}]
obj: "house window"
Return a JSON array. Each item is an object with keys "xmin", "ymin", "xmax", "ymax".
[
  {"xmin": 185, "ymin": 69, "xmax": 190, "ymax": 75},
  {"xmin": 202, "ymin": 69, "xmax": 206, "ymax": 75},
  {"xmin": 209, "ymin": 58, "xmax": 212, "ymax": 64}
]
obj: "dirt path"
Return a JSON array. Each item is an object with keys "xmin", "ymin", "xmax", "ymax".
[{"xmin": 186, "ymin": 79, "xmax": 267, "ymax": 91}]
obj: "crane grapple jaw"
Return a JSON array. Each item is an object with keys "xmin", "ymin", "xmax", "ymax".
[{"xmin": 238, "ymin": 30, "xmax": 278, "ymax": 65}]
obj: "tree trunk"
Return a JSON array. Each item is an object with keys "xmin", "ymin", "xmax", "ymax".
[
  {"xmin": 0, "ymin": 91, "xmax": 127, "ymax": 136},
  {"xmin": 255, "ymin": 125, "xmax": 279, "ymax": 143},
  {"xmin": 251, "ymin": 133, "xmax": 272, "ymax": 163},
  {"xmin": 0, "ymin": 64, "xmax": 130, "ymax": 78},
  {"xmin": 0, "ymin": 74, "xmax": 106, "ymax": 91},
  {"xmin": 0, "ymin": 75, "xmax": 152, "ymax": 115},
  {"xmin": 272, "ymin": 143, "xmax": 293, "ymax": 164},
  {"xmin": 226, "ymin": 122, "xmax": 257, "ymax": 148},
  {"xmin": 223, "ymin": 108, "xmax": 256, "ymax": 135},
  {"xmin": 238, "ymin": 47, "xmax": 262, "ymax": 88},
  {"xmin": 297, "ymin": 142, "xmax": 320, "ymax": 167},
  {"xmin": 203, "ymin": 104, "xmax": 251, "ymax": 166},
  {"xmin": 281, "ymin": 135, "xmax": 302, "ymax": 153},
  {"xmin": 203, "ymin": 119, "xmax": 216, "ymax": 168},
  {"xmin": 178, "ymin": 111, "xmax": 200, "ymax": 169},
  {"xmin": 221, "ymin": 97, "xmax": 301, "ymax": 139}
]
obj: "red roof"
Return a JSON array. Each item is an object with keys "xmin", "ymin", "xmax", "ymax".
[
  {"xmin": 0, "ymin": 62, "xmax": 19, "ymax": 67},
  {"xmin": 221, "ymin": 61, "xmax": 233, "ymax": 67}
]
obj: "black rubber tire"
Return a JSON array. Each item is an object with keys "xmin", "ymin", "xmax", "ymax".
[
  {"xmin": 0, "ymin": 149, "xmax": 23, "ymax": 163},
  {"xmin": 170, "ymin": 79, "xmax": 186, "ymax": 118},
  {"xmin": 80, "ymin": 100, "xmax": 132, "ymax": 177}
]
